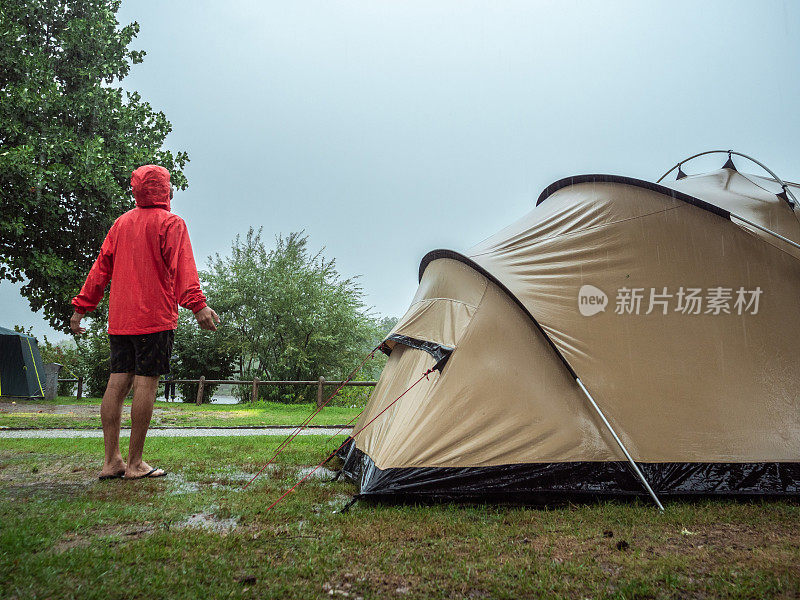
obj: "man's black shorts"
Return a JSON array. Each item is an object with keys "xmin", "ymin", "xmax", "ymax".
[{"xmin": 109, "ymin": 330, "xmax": 175, "ymax": 376}]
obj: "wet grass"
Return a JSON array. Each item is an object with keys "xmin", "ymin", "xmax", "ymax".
[
  {"xmin": 1, "ymin": 436, "xmax": 799, "ymax": 599},
  {"xmin": 0, "ymin": 399, "xmax": 360, "ymax": 429}
]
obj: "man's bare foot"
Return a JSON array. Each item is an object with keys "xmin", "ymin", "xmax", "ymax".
[
  {"xmin": 124, "ymin": 461, "xmax": 166, "ymax": 479},
  {"xmin": 99, "ymin": 458, "xmax": 127, "ymax": 480}
]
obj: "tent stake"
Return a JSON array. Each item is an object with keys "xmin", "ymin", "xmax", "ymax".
[{"xmin": 575, "ymin": 378, "xmax": 664, "ymax": 511}]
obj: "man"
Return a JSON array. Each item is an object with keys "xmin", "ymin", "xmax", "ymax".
[{"xmin": 70, "ymin": 165, "xmax": 219, "ymax": 480}]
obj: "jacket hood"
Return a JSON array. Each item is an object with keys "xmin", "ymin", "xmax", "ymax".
[{"xmin": 131, "ymin": 165, "xmax": 171, "ymax": 210}]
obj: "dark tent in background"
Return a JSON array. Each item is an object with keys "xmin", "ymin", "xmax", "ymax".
[{"xmin": 0, "ymin": 327, "xmax": 45, "ymax": 399}]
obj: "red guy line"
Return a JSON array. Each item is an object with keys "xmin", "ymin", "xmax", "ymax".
[{"xmin": 264, "ymin": 367, "xmax": 435, "ymax": 511}]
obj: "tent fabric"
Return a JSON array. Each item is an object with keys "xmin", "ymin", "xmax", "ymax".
[
  {"xmin": 344, "ymin": 167, "xmax": 800, "ymax": 501},
  {"xmin": 662, "ymin": 170, "xmax": 800, "ymax": 250},
  {"xmin": 0, "ymin": 327, "xmax": 45, "ymax": 398}
]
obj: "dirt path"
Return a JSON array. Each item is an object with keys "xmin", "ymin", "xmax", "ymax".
[
  {"xmin": 2, "ymin": 402, "xmax": 112, "ymax": 415},
  {"xmin": 0, "ymin": 402, "xmax": 167, "ymax": 417},
  {"xmin": 0, "ymin": 427, "xmax": 349, "ymax": 439}
]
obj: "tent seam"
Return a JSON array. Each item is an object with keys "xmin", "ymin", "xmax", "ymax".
[{"xmin": 405, "ymin": 297, "xmax": 480, "ymax": 311}]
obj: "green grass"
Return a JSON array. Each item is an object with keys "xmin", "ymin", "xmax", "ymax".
[
  {"xmin": 0, "ymin": 398, "xmax": 360, "ymax": 429},
  {"xmin": 1, "ymin": 436, "xmax": 798, "ymax": 599}
]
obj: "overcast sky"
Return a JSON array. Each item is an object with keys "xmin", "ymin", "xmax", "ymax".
[{"xmin": 3, "ymin": 0, "xmax": 799, "ymax": 341}]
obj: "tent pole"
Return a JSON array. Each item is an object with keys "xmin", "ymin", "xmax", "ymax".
[
  {"xmin": 656, "ymin": 149, "xmax": 799, "ymax": 209},
  {"xmin": 729, "ymin": 213, "xmax": 800, "ymax": 251},
  {"xmin": 575, "ymin": 377, "xmax": 665, "ymax": 511}
]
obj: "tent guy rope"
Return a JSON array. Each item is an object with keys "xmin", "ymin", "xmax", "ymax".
[
  {"xmin": 242, "ymin": 347, "xmax": 378, "ymax": 491},
  {"xmin": 325, "ymin": 410, "xmax": 364, "ymax": 443},
  {"xmin": 264, "ymin": 366, "xmax": 438, "ymax": 512}
]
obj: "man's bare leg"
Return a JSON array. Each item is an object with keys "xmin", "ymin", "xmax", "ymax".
[
  {"xmin": 125, "ymin": 375, "xmax": 164, "ymax": 478},
  {"xmin": 99, "ymin": 372, "xmax": 134, "ymax": 478}
]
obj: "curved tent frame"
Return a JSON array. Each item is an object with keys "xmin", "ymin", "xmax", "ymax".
[{"xmin": 656, "ymin": 149, "xmax": 799, "ymax": 209}]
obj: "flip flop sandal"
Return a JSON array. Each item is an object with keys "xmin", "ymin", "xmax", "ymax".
[
  {"xmin": 98, "ymin": 472, "xmax": 125, "ymax": 480},
  {"xmin": 125, "ymin": 468, "xmax": 167, "ymax": 480}
]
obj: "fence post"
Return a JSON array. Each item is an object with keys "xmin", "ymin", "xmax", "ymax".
[
  {"xmin": 317, "ymin": 376, "xmax": 325, "ymax": 408},
  {"xmin": 196, "ymin": 376, "xmax": 205, "ymax": 405},
  {"xmin": 251, "ymin": 376, "xmax": 259, "ymax": 403},
  {"xmin": 76, "ymin": 376, "xmax": 83, "ymax": 401}
]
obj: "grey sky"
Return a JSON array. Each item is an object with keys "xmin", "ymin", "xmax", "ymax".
[{"xmin": 3, "ymin": 0, "xmax": 799, "ymax": 341}]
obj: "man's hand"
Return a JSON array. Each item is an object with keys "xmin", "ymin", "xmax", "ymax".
[
  {"xmin": 70, "ymin": 311, "xmax": 86, "ymax": 335},
  {"xmin": 195, "ymin": 306, "xmax": 221, "ymax": 331}
]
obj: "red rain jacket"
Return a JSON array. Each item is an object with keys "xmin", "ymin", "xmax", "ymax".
[{"xmin": 71, "ymin": 165, "xmax": 207, "ymax": 334}]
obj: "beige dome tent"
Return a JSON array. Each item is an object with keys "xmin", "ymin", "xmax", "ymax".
[{"xmin": 341, "ymin": 151, "xmax": 800, "ymax": 505}]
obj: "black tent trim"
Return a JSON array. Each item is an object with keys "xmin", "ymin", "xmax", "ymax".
[
  {"xmin": 382, "ymin": 334, "xmax": 452, "ymax": 365},
  {"xmin": 340, "ymin": 441, "xmax": 800, "ymax": 501},
  {"xmin": 534, "ymin": 173, "xmax": 732, "ymax": 219}
]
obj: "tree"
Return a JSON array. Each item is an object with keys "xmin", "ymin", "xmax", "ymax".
[
  {"xmin": 74, "ymin": 315, "xmax": 111, "ymax": 397},
  {"xmin": 204, "ymin": 229, "xmax": 385, "ymax": 403},
  {"xmin": 0, "ymin": 0, "xmax": 189, "ymax": 332}
]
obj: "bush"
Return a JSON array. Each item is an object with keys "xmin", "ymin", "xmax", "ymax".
[
  {"xmin": 326, "ymin": 382, "xmax": 372, "ymax": 409},
  {"xmin": 204, "ymin": 229, "xmax": 390, "ymax": 403},
  {"xmin": 172, "ymin": 310, "xmax": 236, "ymax": 403},
  {"xmin": 75, "ymin": 321, "xmax": 111, "ymax": 398}
]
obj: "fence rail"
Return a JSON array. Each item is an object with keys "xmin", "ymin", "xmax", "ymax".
[{"xmin": 57, "ymin": 377, "xmax": 378, "ymax": 406}]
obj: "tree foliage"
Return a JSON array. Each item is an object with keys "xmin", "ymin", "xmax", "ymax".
[
  {"xmin": 204, "ymin": 229, "xmax": 386, "ymax": 403},
  {"xmin": 0, "ymin": 0, "xmax": 188, "ymax": 331},
  {"xmin": 172, "ymin": 310, "xmax": 237, "ymax": 403},
  {"xmin": 73, "ymin": 316, "xmax": 112, "ymax": 397}
]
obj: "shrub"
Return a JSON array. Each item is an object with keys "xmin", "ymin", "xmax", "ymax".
[{"xmin": 172, "ymin": 310, "xmax": 236, "ymax": 403}]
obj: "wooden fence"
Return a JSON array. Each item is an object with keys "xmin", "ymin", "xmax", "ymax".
[{"xmin": 57, "ymin": 377, "xmax": 377, "ymax": 406}]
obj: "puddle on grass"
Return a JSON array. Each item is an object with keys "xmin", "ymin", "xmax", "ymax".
[
  {"xmin": 160, "ymin": 465, "xmax": 341, "ymax": 497},
  {"xmin": 166, "ymin": 472, "xmax": 201, "ymax": 495},
  {"xmin": 208, "ymin": 468, "xmax": 253, "ymax": 491},
  {"xmin": 296, "ymin": 466, "xmax": 336, "ymax": 480},
  {"xmin": 221, "ymin": 469, "xmax": 253, "ymax": 481},
  {"xmin": 327, "ymin": 493, "xmax": 353, "ymax": 513},
  {"xmin": 235, "ymin": 465, "xmax": 336, "ymax": 486},
  {"xmin": 167, "ymin": 470, "xmax": 251, "ymax": 495},
  {"xmin": 175, "ymin": 510, "xmax": 239, "ymax": 533}
]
